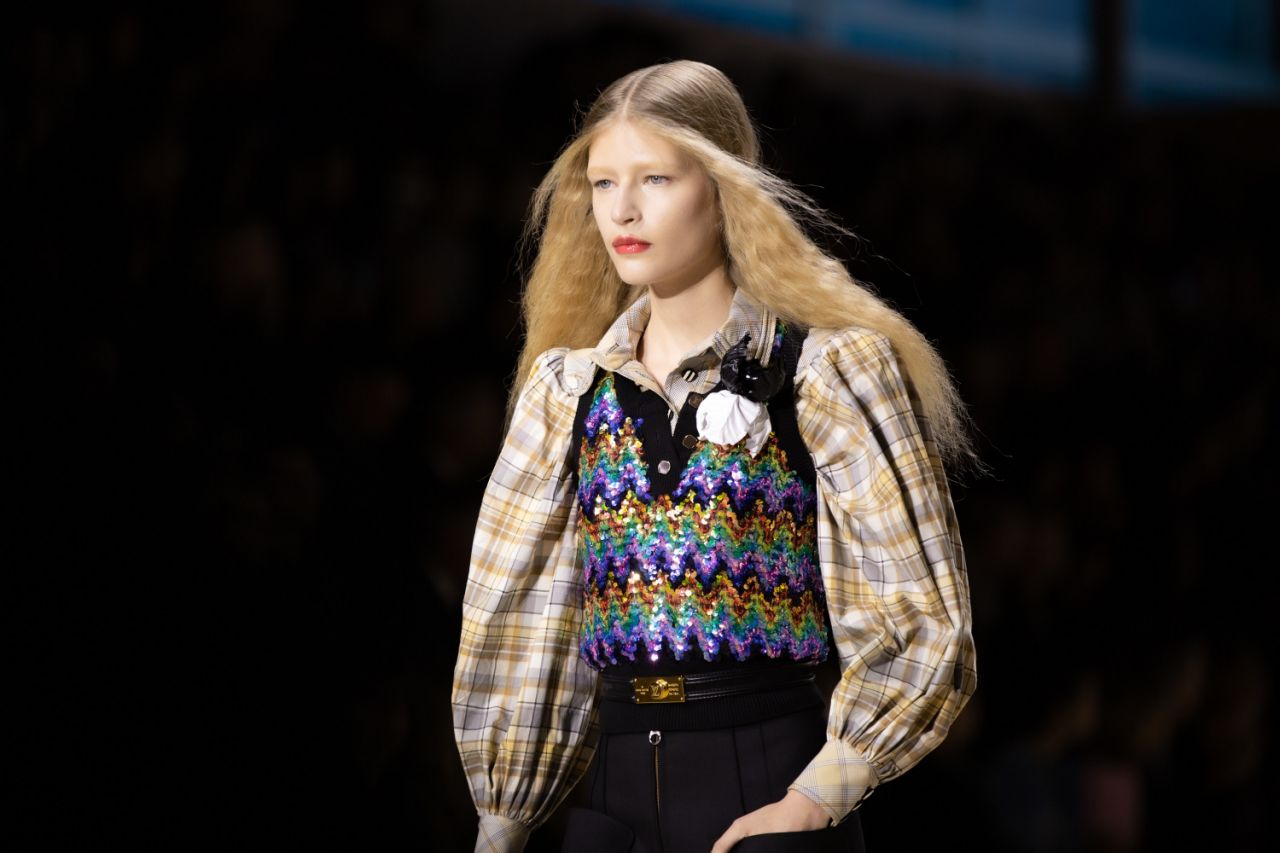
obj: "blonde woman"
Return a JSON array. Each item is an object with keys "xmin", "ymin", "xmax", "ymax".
[{"xmin": 452, "ymin": 60, "xmax": 980, "ymax": 853}]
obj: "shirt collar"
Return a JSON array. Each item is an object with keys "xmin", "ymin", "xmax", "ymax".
[{"xmin": 591, "ymin": 287, "xmax": 777, "ymax": 372}]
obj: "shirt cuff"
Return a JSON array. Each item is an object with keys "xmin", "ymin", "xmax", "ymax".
[
  {"xmin": 787, "ymin": 739, "xmax": 879, "ymax": 825},
  {"xmin": 475, "ymin": 813, "xmax": 532, "ymax": 853}
]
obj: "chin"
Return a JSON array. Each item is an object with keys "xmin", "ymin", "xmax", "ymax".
[{"xmin": 612, "ymin": 268, "xmax": 650, "ymax": 288}]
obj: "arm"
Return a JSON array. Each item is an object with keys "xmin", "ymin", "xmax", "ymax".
[
  {"xmin": 451, "ymin": 348, "xmax": 600, "ymax": 853},
  {"xmin": 787, "ymin": 327, "xmax": 978, "ymax": 823}
]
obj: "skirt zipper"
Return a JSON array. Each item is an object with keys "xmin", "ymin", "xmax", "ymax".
[{"xmin": 649, "ymin": 729, "xmax": 663, "ymax": 822}]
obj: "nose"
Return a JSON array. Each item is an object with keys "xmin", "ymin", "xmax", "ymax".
[{"xmin": 611, "ymin": 182, "xmax": 640, "ymax": 225}]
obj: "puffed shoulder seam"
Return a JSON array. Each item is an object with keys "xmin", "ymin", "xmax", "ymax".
[
  {"xmin": 796, "ymin": 325, "xmax": 894, "ymax": 388},
  {"xmin": 526, "ymin": 346, "xmax": 596, "ymax": 400}
]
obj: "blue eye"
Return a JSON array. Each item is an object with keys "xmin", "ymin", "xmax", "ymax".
[{"xmin": 591, "ymin": 176, "xmax": 666, "ymax": 189}]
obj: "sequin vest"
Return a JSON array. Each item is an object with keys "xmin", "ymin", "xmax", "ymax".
[{"xmin": 568, "ymin": 321, "xmax": 832, "ymax": 679}]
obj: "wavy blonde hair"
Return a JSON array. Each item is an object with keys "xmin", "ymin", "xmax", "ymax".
[{"xmin": 511, "ymin": 60, "xmax": 982, "ymax": 474}]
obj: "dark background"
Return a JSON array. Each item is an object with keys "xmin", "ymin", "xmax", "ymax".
[{"xmin": 10, "ymin": 1, "xmax": 1277, "ymax": 850}]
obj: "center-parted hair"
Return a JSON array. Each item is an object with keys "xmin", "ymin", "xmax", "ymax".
[{"xmin": 513, "ymin": 60, "xmax": 980, "ymax": 474}]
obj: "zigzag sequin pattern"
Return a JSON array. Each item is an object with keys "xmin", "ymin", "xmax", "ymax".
[{"xmin": 575, "ymin": 352, "xmax": 829, "ymax": 669}]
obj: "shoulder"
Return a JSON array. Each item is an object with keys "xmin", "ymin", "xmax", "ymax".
[
  {"xmin": 522, "ymin": 346, "xmax": 599, "ymax": 401},
  {"xmin": 796, "ymin": 324, "xmax": 898, "ymax": 383}
]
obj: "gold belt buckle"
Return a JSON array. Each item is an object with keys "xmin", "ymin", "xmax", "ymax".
[{"xmin": 632, "ymin": 675, "xmax": 686, "ymax": 704}]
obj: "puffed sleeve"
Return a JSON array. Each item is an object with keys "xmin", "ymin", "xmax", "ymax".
[
  {"xmin": 786, "ymin": 326, "xmax": 977, "ymax": 824},
  {"xmin": 451, "ymin": 347, "xmax": 600, "ymax": 853}
]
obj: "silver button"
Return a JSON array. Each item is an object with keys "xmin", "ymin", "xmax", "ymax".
[{"xmin": 657, "ymin": 460, "xmax": 671, "ymax": 474}]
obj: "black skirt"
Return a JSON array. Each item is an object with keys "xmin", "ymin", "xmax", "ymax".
[{"xmin": 562, "ymin": 687, "xmax": 866, "ymax": 853}]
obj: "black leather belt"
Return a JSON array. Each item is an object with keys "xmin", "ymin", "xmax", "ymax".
[{"xmin": 600, "ymin": 662, "xmax": 819, "ymax": 704}]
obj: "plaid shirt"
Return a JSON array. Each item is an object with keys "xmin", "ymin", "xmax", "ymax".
[{"xmin": 452, "ymin": 288, "xmax": 977, "ymax": 851}]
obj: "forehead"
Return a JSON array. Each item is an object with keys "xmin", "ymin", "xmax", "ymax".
[{"xmin": 586, "ymin": 120, "xmax": 689, "ymax": 169}]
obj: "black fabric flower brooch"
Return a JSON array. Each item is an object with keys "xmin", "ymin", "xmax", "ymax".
[
  {"xmin": 695, "ymin": 333, "xmax": 784, "ymax": 458},
  {"xmin": 720, "ymin": 333, "xmax": 785, "ymax": 402}
]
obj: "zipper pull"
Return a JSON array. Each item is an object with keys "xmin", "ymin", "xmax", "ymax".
[{"xmin": 649, "ymin": 730, "xmax": 663, "ymax": 821}]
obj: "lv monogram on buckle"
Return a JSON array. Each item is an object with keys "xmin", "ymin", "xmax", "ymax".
[{"xmin": 632, "ymin": 675, "xmax": 686, "ymax": 704}]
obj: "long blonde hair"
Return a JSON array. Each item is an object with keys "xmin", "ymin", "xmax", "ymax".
[{"xmin": 512, "ymin": 60, "xmax": 982, "ymax": 474}]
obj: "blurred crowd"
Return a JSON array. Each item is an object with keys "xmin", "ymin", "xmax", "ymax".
[{"xmin": 10, "ymin": 2, "xmax": 1275, "ymax": 851}]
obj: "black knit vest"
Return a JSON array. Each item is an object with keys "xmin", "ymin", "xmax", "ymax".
[{"xmin": 568, "ymin": 323, "xmax": 834, "ymax": 730}]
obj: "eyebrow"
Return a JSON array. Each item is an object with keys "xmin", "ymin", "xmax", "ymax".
[{"xmin": 585, "ymin": 160, "xmax": 675, "ymax": 175}]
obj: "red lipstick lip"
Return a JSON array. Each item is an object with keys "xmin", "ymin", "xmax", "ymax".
[{"xmin": 613, "ymin": 236, "xmax": 651, "ymax": 254}]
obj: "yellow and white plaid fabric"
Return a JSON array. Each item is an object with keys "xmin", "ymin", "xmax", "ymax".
[{"xmin": 452, "ymin": 290, "xmax": 977, "ymax": 851}]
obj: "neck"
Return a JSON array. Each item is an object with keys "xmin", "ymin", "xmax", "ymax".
[{"xmin": 641, "ymin": 267, "xmax": 736, "ymax": 360}]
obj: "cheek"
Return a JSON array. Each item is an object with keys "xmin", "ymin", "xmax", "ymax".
[
  {"xmin": 684, "ymin": 185, "xmax": 718, "ymax": 237},
  {"xmin": 674, "ymin": 196, "xmax": 719, "ymax": 255},
  {"xmin": 664, "ymin": 192, "xmax": 712, "ymax": 239},
  {"xmin": 591, "ymin": 201, "xmax": 610, "ymax": 241}
]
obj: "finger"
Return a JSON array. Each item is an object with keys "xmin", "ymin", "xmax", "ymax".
[{"xmin": 710, "ymin": 826, "xmax": 743, "ymax": 853}]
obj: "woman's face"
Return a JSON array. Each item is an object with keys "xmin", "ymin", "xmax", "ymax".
[{"xmin": 586, "ymin": 119, "xmax": 723, "ymax": 294}]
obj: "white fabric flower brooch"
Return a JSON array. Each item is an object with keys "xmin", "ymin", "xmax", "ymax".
[{"xmin": 694, "ymin": 332, "xmax": 785, "ymax": 458}]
